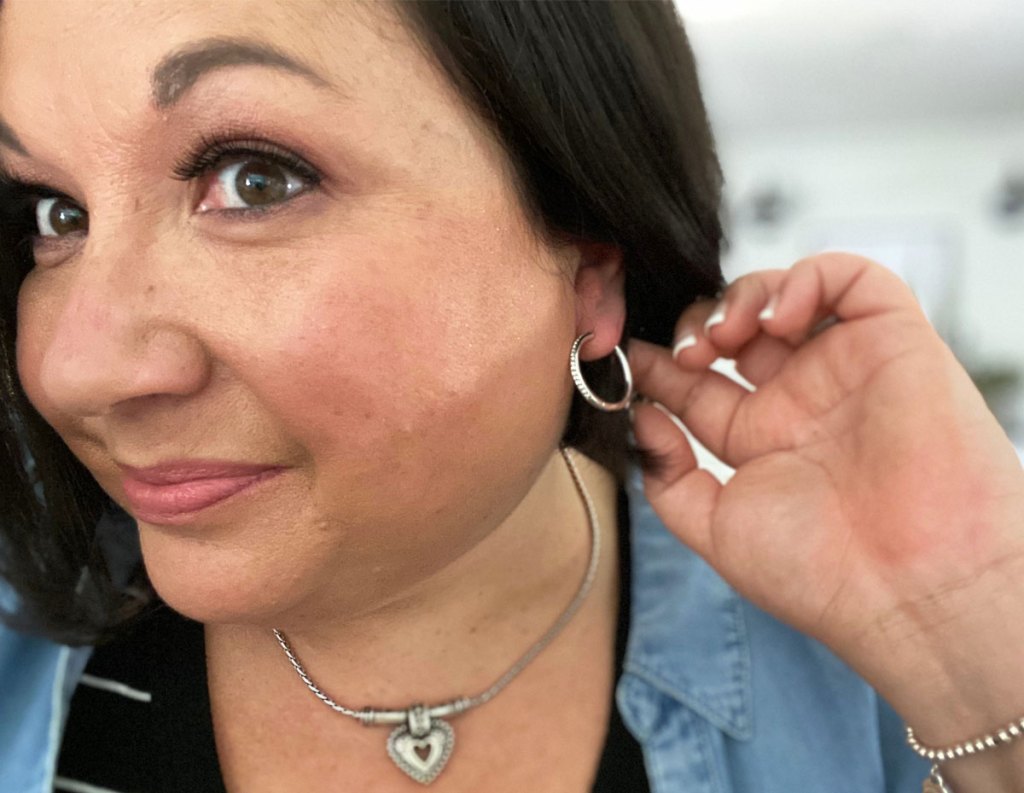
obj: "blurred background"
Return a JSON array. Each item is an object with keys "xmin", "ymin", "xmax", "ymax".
[{"xmin": 676, "ymin": 0, "xmax": 1024, "ymax": 469}]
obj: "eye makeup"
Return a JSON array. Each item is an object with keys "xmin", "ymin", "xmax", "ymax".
[
  {"xmin": 0, "ymin": 174, "xmax": 84, "ymax": 251},
  {"xmin": 171, "ymin": 132, "xmax": 322, "ymax": 186},
  {"xmin": 0, "ymin": 128, "xmax": 327, "ymax": 251},
  {"xmin": 171, "ymin": 131, "xmax": 326, "ymax": 220}
]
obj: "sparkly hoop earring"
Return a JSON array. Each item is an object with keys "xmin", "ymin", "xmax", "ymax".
[{"xmin": 569, "ymin": 331, "xmax": 635, "ymax": 412}]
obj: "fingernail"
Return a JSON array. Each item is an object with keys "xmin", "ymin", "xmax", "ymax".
[
  {"xmin": 672, "ymin": 333, "xmax": 698, "ymax": 360},
  {"xmin": 703, "ymin": 302, "xmax": 727, "ymax": 333},
  {"xmin": 758, "ymin": 296, "xmax": 777, "ymax": 321},
  {"xmin": 650, "ymin": 400, "xmax": 677, "ymax": 421}
]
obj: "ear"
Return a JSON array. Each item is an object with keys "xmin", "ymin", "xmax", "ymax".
[{"xmin": 572, "ymin": 242, "xmax": 626, "ymax": 362}]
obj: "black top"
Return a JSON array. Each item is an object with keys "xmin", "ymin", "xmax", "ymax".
[
  {"xmin": 57, "ymin": 489, "xmax": 649, "ymax": 792},
  {"xmin": 591, "ymin": 485, "xmax": 650, "ymax": 792}
]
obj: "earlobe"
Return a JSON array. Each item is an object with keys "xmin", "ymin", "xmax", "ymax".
[{"xmin": 572, "ymin": 242, "xmax": 626, "ymax": 361}]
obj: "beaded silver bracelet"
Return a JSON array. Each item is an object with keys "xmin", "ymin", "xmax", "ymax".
[{"xmin": 905, "ymin": 714, "xmax": 1024, "ymax": 793}]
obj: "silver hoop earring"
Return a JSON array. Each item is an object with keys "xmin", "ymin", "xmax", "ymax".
[{"xmin": 569, "ymin": 332, "xmax": 635, "ymax": 412}]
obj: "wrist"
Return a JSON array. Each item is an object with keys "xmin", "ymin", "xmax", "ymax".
[
  {"xmin": 869, "ymin": 581, "xmax": 1024, "ymax": 736},
  {"xmin": 852, "ymin": 555, "xmax": 1024, "ymax": 791}
]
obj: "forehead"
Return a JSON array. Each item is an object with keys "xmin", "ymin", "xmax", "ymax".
[
  {"xmin": 0, "ymin": 0, "xmax": 366, "ymax": 96},
  {"xmin": 0, "ymin": 0, "xmax": 391, "ymax": 72},
  {"xmin": 0, "ymin": 0, "xmax": 478, "ymax": 168}
]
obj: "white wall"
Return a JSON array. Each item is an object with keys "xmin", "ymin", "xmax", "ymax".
[
  {"xmin": 713, "ymin": 115, "xmax": 1024, "ymax": 442},
  {"xmin": 676, "ymin": 1, "xmax": 1024, "ymax": 465}
]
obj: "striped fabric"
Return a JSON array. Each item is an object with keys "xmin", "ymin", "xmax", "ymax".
[
  {"xmin": 55, "ymin": 605, "xmax": 225, "ymax": 793},
  {"xmin": 54, "ymin": 489, "xmax": 647, "ymax": 792}
]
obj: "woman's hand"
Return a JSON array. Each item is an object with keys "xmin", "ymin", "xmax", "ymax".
[{"xmin": 629, "ymin": 253, "xmax": 1024, "ymax": 757}]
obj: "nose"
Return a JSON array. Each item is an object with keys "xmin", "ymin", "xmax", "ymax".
[{"xmin": 30, "ymin": 239, "xmax": 212, "ymax": 419}]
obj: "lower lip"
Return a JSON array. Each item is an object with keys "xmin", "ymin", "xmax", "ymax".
[{"xmin": 122, "ymin": 469, "xmax": 285, "ymax": 526}]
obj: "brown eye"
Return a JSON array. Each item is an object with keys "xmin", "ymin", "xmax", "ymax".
[
  {"xmin": 36, "ymin": 196, "xmax": 88, "ymax": 237},
  {"xmin": 235, "ymin": 161, "xmax": 289, "ymax": 206},
  {"xmin": 197, "ymin": 158, "xmax": 309, "ymax": 213}
]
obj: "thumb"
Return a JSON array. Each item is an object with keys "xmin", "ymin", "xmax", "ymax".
[{"xmin": 632, "ymin": 399, "xmax": 721, "ymax": 565}]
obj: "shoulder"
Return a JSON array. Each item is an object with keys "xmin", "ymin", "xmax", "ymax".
[
  {"xmin": 619, "ymin": 470, "xmax": 930, "ymax": 792},
  {"xmin": 0, "ymin": 611, "xmax": 93, "ymax": 793}
]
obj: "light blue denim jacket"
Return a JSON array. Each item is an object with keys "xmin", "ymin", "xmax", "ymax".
[{"xmin": 1, "ymin": 469, "xmax": 930, "ymax": 792}]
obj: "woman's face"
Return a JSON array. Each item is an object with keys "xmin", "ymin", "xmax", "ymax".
[{"xmin": 0, "ymin": 0, "xmax": 623, "ymax": 622}]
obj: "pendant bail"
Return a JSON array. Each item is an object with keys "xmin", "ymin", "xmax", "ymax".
[
  {"xmin": 922, "ymin": 763, "xmax": 954, "ymax": 793},
  {"xmin": 407, "ymin": 704, "xmax": 432, "ymax": 738}
]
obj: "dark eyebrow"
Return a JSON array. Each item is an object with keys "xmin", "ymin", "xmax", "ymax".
[
  {"xmin": 151, "ymin": 36, "xmax": 336, "ymax": 109},
  {"xmin": 0, "ymin": 116, "xmax": 28, "ymax": 156}
]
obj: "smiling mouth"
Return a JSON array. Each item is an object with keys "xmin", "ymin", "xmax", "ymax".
[{"xmin": 120, "ymin": 467, "xmax": 285, "ymax": 526}]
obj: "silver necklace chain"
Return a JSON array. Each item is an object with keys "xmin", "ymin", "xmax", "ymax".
[{"xmin": 271, "ymin": 445, "xmax": 601, "ymax": 784}]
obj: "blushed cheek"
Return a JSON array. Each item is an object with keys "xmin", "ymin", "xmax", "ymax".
[
  {"xmin": 261, "ymin": 288, "xmax": 469, "ymax": 451},
  {"xmin": 256, "ymin": 249, "xmax": 569, "ymax": 477}
]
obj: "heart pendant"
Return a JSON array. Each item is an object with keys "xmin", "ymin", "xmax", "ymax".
[{"xmin": 386, "ymin": 719, "xmax": 455, "ymax": 785}]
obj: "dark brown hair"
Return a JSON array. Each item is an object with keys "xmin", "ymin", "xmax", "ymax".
[{"xmin": 0, "ymin": 0, "xmax": 724, "ymax": 643}]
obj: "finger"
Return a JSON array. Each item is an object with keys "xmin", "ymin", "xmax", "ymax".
[
  {"xmin": 631, "ymin": 399, "xmax": 719, "ymax": 562},
  {"xmin": 629, "ymin": 338, "xmax": 753, "ymax": 466},
  {"xmin": 629, "ymin": 399, "xmax": 699, "ymax": 490},
  {"xmin": 668, "ymin": 298, "xmax": 719, "ymax": 368},
  {"xmin": 697, "ymin": 269, "xmax": 789, "ymax": 359},
  {"xmin": 733, "ymin": 333, "xmax": 795, "ymax": 387},
  {"xmin": 758, "ymin": 253, "xmax": 923, "ymax": 346}
]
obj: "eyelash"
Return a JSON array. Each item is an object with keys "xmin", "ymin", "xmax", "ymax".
[
  {"xmin": 0, "ymin": 180, "xmax": 68, "ymax": 248},
  {"xmin": 0, "ymin": 134, "xmax": 323, "ymax": 241},
  {"xmin": 171, "ymin": 134, "xmax": 323, "ymax": 195}
]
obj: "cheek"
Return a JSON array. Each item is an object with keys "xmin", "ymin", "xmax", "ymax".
[
  {"xmin": 252, "ymin": 231, "xmax": 574, "ymax": 487},
  {"xmin": 14, "ymin": 280, "xmax": 58, "ymax": 420}
]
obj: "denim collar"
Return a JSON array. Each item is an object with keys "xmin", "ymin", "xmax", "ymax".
[
  {"xmin": 622, "ymin": 469, "xmax": 754, "ymax": 741},
  {"xmin": 93, "ymin": 466, "xmax": 755, "ymax": 743}
]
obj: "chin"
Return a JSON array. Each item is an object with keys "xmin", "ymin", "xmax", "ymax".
[{"xmin": 137, "ymin": 524, "xmax": 307, "ymax": 627}]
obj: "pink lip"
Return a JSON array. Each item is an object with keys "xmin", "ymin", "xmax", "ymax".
[{"xmin": 118, "ymin": 461, "xmax": 285, "ymax": 525}]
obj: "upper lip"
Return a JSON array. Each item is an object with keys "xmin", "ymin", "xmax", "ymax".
[{"xmin": 117, "ymin": 460, "xmax": 284, "ymax": 485}]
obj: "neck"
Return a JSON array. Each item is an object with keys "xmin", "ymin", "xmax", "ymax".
[{"xmin": 206, "ymin": 447, "xmax": 621, "ymax": 710}]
